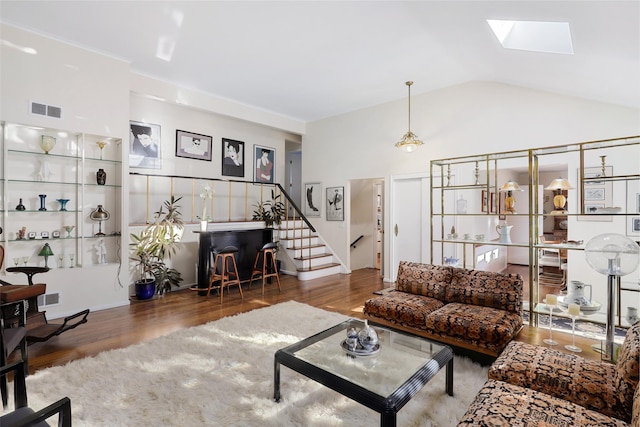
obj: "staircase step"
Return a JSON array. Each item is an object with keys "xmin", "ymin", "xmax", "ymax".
[
  {"xmin": 294, "ymin": 253, "xmax": 332, "ymax": 261},
  {"xmin": 290, "ymin": 243, "xmax": 326, "ymax": 250},
  {"xmin": 297, "ymin": 263, "xmax": 342, "ymax": 281}
]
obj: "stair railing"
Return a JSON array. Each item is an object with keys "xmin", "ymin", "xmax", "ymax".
[{"xmin": 129, "ymin": 172, "xmax": 315, "ymax": 226}]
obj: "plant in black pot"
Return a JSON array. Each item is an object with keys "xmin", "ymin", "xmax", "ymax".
[
  {"xmin": 130, "ymin": 196, "xmax": 185, "ymax": 299},
  {"xmin": 252, "ymin": 189, "xmax": 285, "ymax": 227}
]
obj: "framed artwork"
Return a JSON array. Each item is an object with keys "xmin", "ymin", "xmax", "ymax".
[
  {"xmin": 628, "ymin": 217, "xmax": 640, "ymax": 237},
  {"xmin": 254, "ymin": 145, "xmax": 275, "ymax": 183},
  {"xmin": 129, "ymin": 120, "xmax": 161, "ymax": 169},
  {"xmin": 326, "ymin": 186, "xmax": 344, "ymax": 221},
  {"xmin": 490, "ymin": 192, "xmax": 497, "ymax": 214},
  {"xmin": 626, "ymin": 180, "xmax": 640, "ymax": 237},
  {"xmin": 175, "ymin": 129, "xmax": 212, "ymax": 161},
  {"xmin": 578, "ymin": 166, "xmax": 613, "ymax": 222},
  {"xmin": 584, "ymin": 188, "xmax": 605, "ymax": 201},
  {"xmin": 222, "ymin": 138, "xmax": 244, "ymax": 177},
  {"xmin": 304, "ymin": 182, "xmax": 322, "ymax": 217},
  {"xmin": 481, "ymin": 190, "xmax": 488, "ymax": 213}
]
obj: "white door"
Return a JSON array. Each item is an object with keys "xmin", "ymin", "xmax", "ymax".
[{"xmin": 390, "ymin": 174, "xmax": 430, "ymax": 281}]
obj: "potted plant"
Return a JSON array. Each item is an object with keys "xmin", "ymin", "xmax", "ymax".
[
  {"xmin": 130, "ymin": 196, "xmax": 185, "ymax": 299},
  {"xmin": 197, "ymin": 184, "xmax": 213, "ymax": 231},
  {"xmin": 251, "ymin": 189, "xmax": 285, "ymax": 227}
]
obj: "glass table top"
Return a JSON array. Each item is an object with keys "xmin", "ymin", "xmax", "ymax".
[{"xmin": 288, "ymin": 319, "xmax": 449, "ymax": 397}]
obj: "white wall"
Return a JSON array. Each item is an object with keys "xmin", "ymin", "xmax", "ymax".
[
  {"xmin": 303, "ymin": 81, "xmax": 640, "ymax": 280},
  {"xmin": 0, "ymin": 24, "xmax": 303, "ymax": 319},
  {"xmin": 127, "ymin": 94, "xmax": 300, "ymax": 290},
  {"xmin": 0, "ymin": 24, "xmax": 131, "ymax": 317}
]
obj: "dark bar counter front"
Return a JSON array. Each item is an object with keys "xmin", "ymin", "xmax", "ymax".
[{"xmin": 196, "ymin": 228, "xmax": 273, "ymax": 295}]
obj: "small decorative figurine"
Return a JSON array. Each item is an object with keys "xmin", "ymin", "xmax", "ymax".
[
  {"xmin": 17, "ymin": 227, "xmax": 26, "ymax": 240},
  {"xmin": 15, "ymin": 198, "xmax": 26, "ymax": 211}
]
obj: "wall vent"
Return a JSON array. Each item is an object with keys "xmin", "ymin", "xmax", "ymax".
[
  {"xmin": 31, "ymin": 102, "xmax": 47, "ymax": 116},
  {"xmin": 47, "ymin": 105, "xmax": 62, "ymax": 118},
  {"xmin": 37, "ymin": 292, "xmax": 60, "ymax": 307},
  {"xmin": 30, "ymin": 101, "xmax": 62, "ymax": 119}
]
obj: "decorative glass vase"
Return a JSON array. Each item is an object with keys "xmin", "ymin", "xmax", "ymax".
[
  {"xmin": 96, "ymin": 168, "xmax": 106, "ymax": 185},
  {"xmin": 38, "ymin": 194, "xmax": 47, "ymax": 211},
  {"xmin": 56, "ymin": 198, "xmax": 70, "ymax": 211},
  {"xmin": 39, "ymin": 135, "xmax": 56, "ymax": 154}
]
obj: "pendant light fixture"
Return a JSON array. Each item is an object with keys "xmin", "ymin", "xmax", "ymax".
[{"xmin": 395, "ymin": 81, "xmax": 424, "ymax": 152}]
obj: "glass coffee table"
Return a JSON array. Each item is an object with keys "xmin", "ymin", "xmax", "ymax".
[{"xmin": 274, "ymin": 319, "xmax": 454, "ymax": 427}]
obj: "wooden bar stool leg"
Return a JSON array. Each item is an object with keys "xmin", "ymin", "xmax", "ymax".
[
  {"xmin": 266, "ymin": 249, "xmax": 281, "ymax": 292},
  {"xmin": 229, "ymin": 255, "xmax": 243, "ymax": 300}
]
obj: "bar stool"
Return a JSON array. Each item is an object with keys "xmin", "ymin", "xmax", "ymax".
[
  {"xmin": 209, "ymin": 246, "xmax": 243, "ymax": 302},
  {"xmin": 249, "ymin": 242, "xmax": 281, "ymax": 295}
]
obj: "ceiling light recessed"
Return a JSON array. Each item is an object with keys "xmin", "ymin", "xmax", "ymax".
[{"xmin": 487, "ymin": 19, "xmax": 574, "ymax": 55}]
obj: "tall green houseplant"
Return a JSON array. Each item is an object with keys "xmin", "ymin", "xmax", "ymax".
[
  {"xmin": 252, "ymin": 189, "xmax": 285, "ymax": 227},
  {"xmin": 130, "ymin": 196, "xmax": 185, "ymax": 295}
]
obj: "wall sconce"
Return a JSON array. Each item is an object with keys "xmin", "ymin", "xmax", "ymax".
[
  {"xmin": 39, "ymin": 242, "xmax": 54, "ymax": 268},
  {"xmin": 90, "ymin": 204, "xmax": 111, "ymax": 236},
  {"xmin": 545, "ymin": 177, "xmax": 574, "ymax": 214},
  {"xmin": 499, "ymin": 180, "xmax": 523, "ymax": 214}
]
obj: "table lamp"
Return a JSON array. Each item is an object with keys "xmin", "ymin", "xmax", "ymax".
[
  {"xmin": 499, "ymin": 180, "xmax": 523, "ymax": 214},
  {"xmin": 39, "ymin": 243, "xmax": 54, "ymax": 268},
  {"xmin": 90, "ymin": 204, "xmax": 111, "ymax": 236},
  {"xmin": 584, "ymin": 233, "xmax": 639, "ymax": 361},
  {"xmin": 545, "ymin": 177, "xmax": 574, "ymax": 214}
]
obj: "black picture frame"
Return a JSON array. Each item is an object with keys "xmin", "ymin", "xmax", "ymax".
[
  {"xmin": 326, "ymin": 186, "xmax": 344, "ymax": 221},
  {"xmin": 304, "ymin": 182, "xmax": 322, "ymax": 217},
  {"xmin": 176, "ymin": 129, "xmax": 212, "ymax": 161},
  {"xmin": 129, "ymin": 120, "xmax": 161, "ymax": 169},
  {"xmin": 254, "ymin": 145, "xmax": 275, "ymax": 183},
  {"xmin": 222, "ymin": 138, "xmax": 245, "ymax": 177}
]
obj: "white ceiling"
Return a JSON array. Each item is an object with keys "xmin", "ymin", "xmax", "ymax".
[{"xmin": 1, "ymin": 1, "xmax": 638, "ymax": 122}]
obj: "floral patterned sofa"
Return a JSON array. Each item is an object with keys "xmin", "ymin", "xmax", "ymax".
[
  {"xmin": 458, "ymin": 322, "xmax": 640, "ymax": 426},
  {"xmin": 363, "ymin": 261, "xmax": 523, "ymax": 357}
]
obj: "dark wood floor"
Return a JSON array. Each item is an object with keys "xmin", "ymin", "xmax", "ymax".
[{"xmin": 25, "ymin": 268, "xmax": 602, "ymax": 374}]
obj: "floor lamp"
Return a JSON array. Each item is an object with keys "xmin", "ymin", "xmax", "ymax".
[{"xmin": 584, "ymin": 233, "xmax": 639, "ymax": 362}]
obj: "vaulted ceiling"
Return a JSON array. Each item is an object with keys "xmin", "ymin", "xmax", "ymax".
[{"xmin": 1, "ymin": 1, "xmax": 638, "ymax": 122}]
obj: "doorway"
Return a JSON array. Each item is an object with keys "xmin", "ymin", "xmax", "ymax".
[
  {"xmin": 285, "ymin": 142, "xmax": 302, "ymax": 216},
  {"xmin": 349, "ymin": 178, "xmax": 384, "ymax": 277}
]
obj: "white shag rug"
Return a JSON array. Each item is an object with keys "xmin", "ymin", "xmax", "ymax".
[{"xmin": 5, "ymin": 301, "xmax": 488, "ymax": 426}]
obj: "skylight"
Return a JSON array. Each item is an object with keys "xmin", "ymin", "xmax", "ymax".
[{"xmin": 487, "ymin": 19, "xmax": 574, "ymax": 55}]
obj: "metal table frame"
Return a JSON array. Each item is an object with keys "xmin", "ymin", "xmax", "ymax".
[{"xmin": 274, "ymin": 319, "xmax": 454, "ymax": 427}]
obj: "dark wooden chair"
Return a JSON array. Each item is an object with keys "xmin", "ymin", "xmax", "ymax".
[
  {"xmin": 0, "ymin": 300, "xmax": 27, "ymax": 407},
  {"xmin": 0, "ymin": 359, "xmax": 71, "ymax": 427},
  {"xmin": 0, "ymin": 245, "xmax": 89, "ymax": 344}
]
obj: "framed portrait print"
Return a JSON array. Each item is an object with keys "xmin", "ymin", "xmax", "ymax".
[
  {"xmin": 129, "ymin": 120, "xmax": 161, "ymax": 169},
  {"xmin": 326, "ymin": 186, "xmax": 344, "ymax": 221},
  {"xmin": 481, "ymin": 190, "xmax": 488, "ymax": 213},
  {"xmin": 222, "ymin": 138, "xmax": 244, "ymax": 177},
  {"xmin": 304, "ymin": 182, "xmax": 322, "ymax": 217},
  {"xmin": 175, "ymin": 129, "xmax": 212, "ymax": 161},
  {"xmin": 254, "ymin": 145, "xmax": 275, "ymax": 183}
]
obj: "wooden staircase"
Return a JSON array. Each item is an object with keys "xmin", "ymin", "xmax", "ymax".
[{"xmin": 276, "ymin": 219, "xmax": 341, "ymax": 280}]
